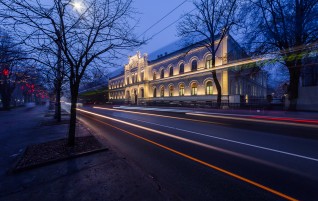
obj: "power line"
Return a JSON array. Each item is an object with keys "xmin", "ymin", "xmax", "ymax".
[
  {"xmin": 138, "ymin": 0, "xmax": 189, "ymax": 38},
  {"xmin": 149, "ymin": 8, "xmax": 196, "ymax": 40}
]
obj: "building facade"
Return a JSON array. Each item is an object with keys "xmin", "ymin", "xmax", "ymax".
[
  {"xmin": 294, "ymin": 52, "xmax": 318, "ymax": 111},
  {"xmin": 109, "ymin": 35, "xmax": 267, "ymax": 107}
]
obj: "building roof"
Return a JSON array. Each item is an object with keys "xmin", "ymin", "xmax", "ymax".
[
  {"xmin": 148, "ymin": 39, "xmax": 185, "ymax": 61},
  {"xmin": 148, "ymin": 35, "xmax": 215, "ymax": 63},
  {"xmin": 108, "ymin": 68, "xmax": 124, "ymax": 79}
]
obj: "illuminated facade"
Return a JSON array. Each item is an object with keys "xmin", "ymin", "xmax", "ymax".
[{"xmin": 109, "ymin": 35, "xmax": 267, "ymax": 106}]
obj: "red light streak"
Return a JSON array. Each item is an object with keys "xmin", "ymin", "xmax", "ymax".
[{"xmin": 251, "ymin": 116, "xmax": 318, "ymax": 124}]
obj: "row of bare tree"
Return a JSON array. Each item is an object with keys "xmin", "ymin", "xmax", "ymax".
[
  {"xmin": 0, "ymin": 0, "xmax": 142, "ymax": 146},
  {"xmin": 0, "ymin": 29, "xmax": 43, "ymax": 110}
]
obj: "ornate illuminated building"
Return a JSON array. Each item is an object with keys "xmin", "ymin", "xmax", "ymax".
[{"xmin": 108, "ymin": 35, "xmax": 267, "ymax": 106}]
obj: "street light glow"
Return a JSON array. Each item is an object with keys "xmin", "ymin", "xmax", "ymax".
[{"xmin": 72, "ymin": 1, "xmax": 84, "ymax": 13}]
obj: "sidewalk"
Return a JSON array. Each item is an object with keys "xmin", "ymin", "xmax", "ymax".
[{"xmin": 0, "ymin": 106, "xmax": 169, "ymax": 201}]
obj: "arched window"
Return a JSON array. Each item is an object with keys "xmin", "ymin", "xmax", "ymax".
[
  {"xmin": 169, "ymin": 67, "xmax": 173, "ymax": 77},
  {"xmin": 191, "ymin": 60, "xmax": 198, "ymax": 71},
  {"xmin": 160, "ymin": 86, "xmax": 165, "ymax": 97},
  {"xmin": 206, "ymin": 55, "xmax": 212, "ymax": 69},
  {"xmin": 141, "ymin": 88, "xmax": 144, "ymax": 98},
  {"xmin": 179, "ymin": 63, "xmax": 184, "ymax": 74},
  {"xmin": 153, "ymin": 88, "xmax": 157, "ymax": 98},
  {"xmin": 191, "ymin": 82, "xmax": 198, "ymax": 95},
  {"xmin": 126, "ymin": 91, "xmax": 130, "ymax": 99},
  {"xmin": 160, "ymin": 69, "xmax": 164, "ymax": 78},
  {"xmin": 206, "ymin": 81, "xmax": 213, "ymax": 95},
  {"xmin": 179, "ymin": 84, "xmax": 185, "ymax": 96},
  {"xmin": 153, "ymin": 72, "xmax": 156, "ymax": 80},
  {"xmin": 169, "ymin": 86, "xmax": 174, "ymax": 97}
]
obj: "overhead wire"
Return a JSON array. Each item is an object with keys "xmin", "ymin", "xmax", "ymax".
[
  {"xmin": 138, "ymin": 0, "xmax": 190, "ymax": 38},
  {"xmin": 149, "ymin": 8, "xmax": 196, "ymax": 40}
]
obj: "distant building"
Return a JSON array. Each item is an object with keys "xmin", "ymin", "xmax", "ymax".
[
  {"xmin": 108, "ymin": 35, "xmax": 267, "ymax": 107},
  {"xmin": 78, "ymin": 75, "xmax": 111, "ymax": 104}
]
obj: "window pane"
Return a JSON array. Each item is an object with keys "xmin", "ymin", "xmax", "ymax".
[
  {"xmin": 192, "ymin": 60, "xmax": 197, "ymax": 71},
  {"xmin": 153, "ymin": 88, "xmax": 156, "ymax": 97},
  {"xmin": 206, "ymin": 81, "xmax": 213, "ymax": 95},
  {"xmin": 160, "ymin": 87, "xmax": 164, "ymax": 97},
  {"xmin": 169, "ymin": 86, "xmax": 173, "ymax": 96},
  {"xmin": 191, "ymin": 83, "xmax": 197, "ymax": 95},
  {"xmin": 206, "ymin": 55, "xmax": 213, "ymax": 69},
  {"xmin": 179, "ymin": 64, "xmax": 184, "ymax": 74},
  {"xmin": 179, "ymin": 84, "xmax": 184, "ymax": 96},
  {"xmin": 161, "ymin": 69, "xmax": 164, "ymax": 78}
]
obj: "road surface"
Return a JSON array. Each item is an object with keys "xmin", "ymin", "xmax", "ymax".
[{"xmin": 75, "ymin": 106, "xmax": 318, "ymax": 201}]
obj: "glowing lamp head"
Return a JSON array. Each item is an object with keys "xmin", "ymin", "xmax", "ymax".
[{"xmin": 72, "ymin": 1, "xmax": 84, "ymax": 13}]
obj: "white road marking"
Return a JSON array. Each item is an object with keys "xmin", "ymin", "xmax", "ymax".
[
  {"xmin": 115, "ymin": 115, "xmax": 318, "ymax": 163},
  {"xmin": 78, "ymin": 108, "xmax": 302, "ymax": 172},
  {"xmin": 82, "ymin": 108, "xmax": 318, "ymax": 163}
]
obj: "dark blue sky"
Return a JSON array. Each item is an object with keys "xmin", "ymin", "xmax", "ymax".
[{"xmin": 132, "ymin": 0, "xmax": 194, "ymax": 56}]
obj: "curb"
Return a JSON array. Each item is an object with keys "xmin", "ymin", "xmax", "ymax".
[{"xmin": 11, "ymin": 146, "xmax": 108, "ymax": 173}]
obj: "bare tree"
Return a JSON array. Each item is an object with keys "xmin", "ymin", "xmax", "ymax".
[
  {"xmin": 35, "ymin": 41, "xmax": 67, "ymax": 122},
  {"xmin": 243, "ymin": 0, "xmax": 318, "ymax": 110},
  {"xmin": 177, "ymin": 0, "xmax": 239, "ymax": 108},
  {"xmin": 0, "ymin": 29, "xmax": 30, "ymax": 110},
  {"xmin": 0, "ymin": 0, "xmax": 142, "ymax": 145}
]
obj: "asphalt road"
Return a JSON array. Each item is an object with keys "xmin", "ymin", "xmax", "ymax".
[{"xmin": 76, "ymin": 106, "xmax": 318, "ymax": 201}]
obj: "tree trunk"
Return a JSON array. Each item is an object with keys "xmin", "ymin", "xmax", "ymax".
[
  {"xmin": 1, "ymin": 93, "xmax": 11, "ymax": 110},
  {"xmin": 287, "ymin": 66, "xmax": 301, "ymax": 111},
  {"xmin": 211, "ymin": 51, "xmax": 222, "ymax": 108},
  {"xmin": 54, "ymin": 38, "xmax": 62, "ymax": 122},
  {"xmin": 286, "ymin": 0, "xmax": 303, "ymax": 111},
  {"xmin": 54, "ymin": 80, "xmax": 62, "ymax": 122},
  {"xmin": 67, "ymin": 86, "xmax": 78, "ymax": 146},
  {"xmin": 212, "ymin": 70, "xmax": 222, "ymax": 108},
  {"xmin": 1, "ymin": 80, "xmax": 12, "ymax": 110}
]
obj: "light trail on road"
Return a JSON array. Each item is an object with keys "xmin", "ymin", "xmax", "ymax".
[
  {"xmin": 187, "ymin": 112, "xmax": 318, "ymax": 128},
  {"xmin": 78, "ymin": 108, "xmax": 274, "ymax": 164},
  {"xmin": 117, "ymin": 115, "xmax": 318, "ymax": 163},
  {"xmin": 77, "ymin": 109, "xmax": 298, "ymax": 201},
  {"xmin": 92, "ymin": 106, "xmax": 227, "ymax": 126},
  {"xmin": 92, "ymin": 106, "xmax": 318, "ymax": 162}
]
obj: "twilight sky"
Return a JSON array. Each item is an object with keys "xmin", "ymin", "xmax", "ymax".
[{"xmin": 129, "ymin": 0, "xmax": 194, "ymax": 59}]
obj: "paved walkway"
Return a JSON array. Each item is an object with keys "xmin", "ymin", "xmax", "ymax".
[{"xmin": 0, "ymin": 106, "xmax": 169, "ymax": 201}]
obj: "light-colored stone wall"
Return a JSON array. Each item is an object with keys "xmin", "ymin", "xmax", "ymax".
[{"xmin": 109, "ymin": 35, "xmax": 267, "ymax": 105}]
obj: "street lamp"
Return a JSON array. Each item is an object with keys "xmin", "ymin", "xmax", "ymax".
[{"xmin": 71, "ymin": 1, "xmax": 85, "ymax": 13}]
